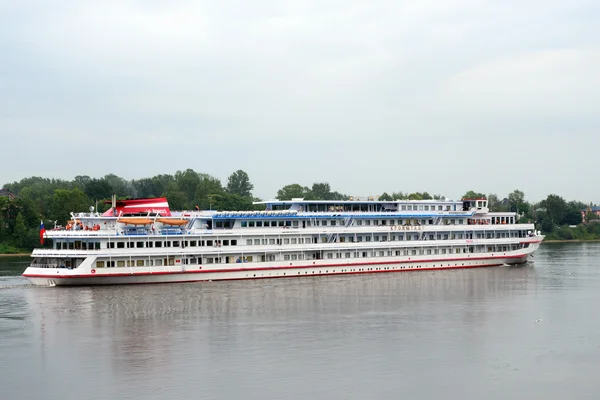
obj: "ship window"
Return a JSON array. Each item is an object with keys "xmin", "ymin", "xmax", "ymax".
[
  {"xmin": 271, "ymin": 221, "xmax": 277, "ymax": 227},
  {"xmin": 166, "ymin": 241, "xmax": 171, "ymax": 247},
  {"xmin": 247, "ymin": 239, "xmax": 253, "ymax": 245},
  {"xmin": 147, "ymin": 242, "xmax": 153, "ymax": 248},
  {"xmin": 424, "ymin": 205, "xmax": 429, "ymax": 211},
  {"xmin": 136, "ymin": 260, "xmax": 144, "ymax": 267},
  {"xmin": 249, "ymin": 221, "xmax": 255, "ymax": 227},
  {"xmin": 292, "ymin": 254, "xmax": 298, "ymax": 260},
  {"xmin": 411, "ymin": 250, "xmax": 417, "ymax": 255},
  {"xmin": 223, "ymin": 240, "xmax": 229, "ymax": 246},
  {"xmin": 96, "ymin": 261, "xmax": 105, "ymax": 268},
  {"xmin": 190, "ymin": 240, "xmax": 197, "ymax": 246},
  {"xmin": 241, "ymin": 221, "xmax": 247, "ymax": 227},
  {"xmin": 155, "ymin": 259, "xmax": 163, "ymax": 266},
  {"xmin": 117, "ymin": 242, "xmax": 125, "ymax": 249},
  {"xmin": 254, "ymin": 239, "xmax": 260, "ymax": 245},
  {"xmin": 117, "ymin": 260, "xmax": 125, "ymax": 267},
  {"xmin": 284, "ymin": 238, "xmax": 290, "ymax": 244},
  {"xmin": 379, "ymin": 251, "xmax": 384, "ymax": 257},
  {"xmin": 291, "ymin": 238, "xmax": 297, "ymax": 244},
  {"xmin": 207, "ymin": 240, "xmax": 213, "ymax": 246},
  {"xmin": 366, "ymin": 236, "xmax": 371, "ymax": 242},
  {"xmin": 216, "ymin": 221, "xmax": 223, "ymax": 228},
  {"xmin": 327, "ymin": 253, "xmax": 333, "ymax": 259},
  {"xmin": 269, "ymin": 239, "xmax": 275, "ymax": 245},
  {"xmin": 155, "ymin": 241, "xmax": 162, "ymax": 247},
  {"xmin": 255, "ymin": 221, "xmax": 261, "ymax": 227},
  {"xmin": 292, "ymin": 221, "xmax": 298, "ymax": 227},
  {"xmin": 330, "ymin": 220, "xmax": 336, "ymax": 226},
  {"xmin": 136, "ymin": 242, "xmax": 144, "ymax": 248},
  {"xmin": 284, "ymin": 255, "xmax": 290, "ymax": 260}
]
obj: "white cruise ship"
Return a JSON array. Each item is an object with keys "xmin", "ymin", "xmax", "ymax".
[{"xmin": 23, "ymin": 196, "xmax": 544, "ymax": 286}]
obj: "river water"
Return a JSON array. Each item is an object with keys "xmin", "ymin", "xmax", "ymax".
[{"xmin": 1, "ymin": 243, "xmax": 599, "ymax": 400}]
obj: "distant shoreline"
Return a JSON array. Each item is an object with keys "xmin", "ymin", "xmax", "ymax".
[
  {"xmin": 543, "ymin": 239, "xmax": 600, "ymax": 243},
  {"xmin": 0, "ymin": 253, "xmax": 30, "ymax": 257}
]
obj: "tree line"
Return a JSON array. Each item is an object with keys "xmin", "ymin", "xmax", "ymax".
[{"xmin": 1, "ymin": 170, "xmax": 598, "ymax": 252}]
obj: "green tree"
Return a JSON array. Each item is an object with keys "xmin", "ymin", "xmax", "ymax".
[
  {"xmin": 212, "ymin": 193, "xmax": 258, "ymax": 211},
  {"xmin": 51, "ymin": 189, "xmax": 91, "ymax": 223},
  {"xmin": 463, "ymin": 191, "xmax": 486, "ymax": 199},
  {"xmin": 378, "ymin": 192, "xmax": 393, "ymax": 201},
  {"xmin": 541, "ymin": 194, "xmax": 567, "ymax": 227},
  {"xmin": 310, "ymin": 183, "xmax": 332, "ymax": 200},
  {"xmin": 163, "ymin": 182, "xmax": 188, "ymax": 210},
  {"xmin": 277, "ymin": 184, "xmax": 310, "ymax": 200},
  {"xmin": 226, "ymin": 170, "xmax": 253, "ymax": 197},
  {"xmin": 175, "ymin": 169, "xmax": 201, "ymax": 202},
  {"xmin": 565, "ymin": 201, "xmax": 586, "ymax": 225},
  {"xmin": 507, "ymin": 190, "xmax": 526, "ymax": 213},
  {"xmin": 14, "ymin": 212, "xmax": 27, "ymax": 247},
  {"xmin": 73, "ymin": 175, "xmax": 92, "ymax": 190},
  {"xmin": 84, "ymin": 178, "xmax": 113, "ymax": 201},
  {"xmin": 487, "ymin": 194, "xmax": 501, "ymax": 211},
  {"xmin": 195, "ymin": 174, "xmax": 224, "ymax": 209}
]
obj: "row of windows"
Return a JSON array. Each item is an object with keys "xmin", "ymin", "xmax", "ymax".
[
  {"xmin": 56, "ymin": 229, "xmax": 529, "ymax": 252},
  {"xmin": 95, "ymin": 243, "xmax": 525, "ymax": 268},
  {"xmin": 55, "ymin": 227, "xmax": 529, "ymax": 252},
  {"xmin": 242, "ymin": 230, "xmax": 530, "ymax": 245},
  {"xmin": 237, "ymin": 219, "xmax": 459, "ymax": 228},
  {"xmin": 56, "ymin": 241, "xmax": 101, "ymax": 250},
  {"xmin": 234, "ymin": 217, "xmax": 516, "ymax": 229},
  {"xmin": 105, "ymin": 239, "xmax": 238, "ymax": 249}
]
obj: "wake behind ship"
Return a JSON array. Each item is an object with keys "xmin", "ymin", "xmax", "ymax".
[{"xmin": 23, "ymin": 196, "xmax": 544, "ymax": 286}]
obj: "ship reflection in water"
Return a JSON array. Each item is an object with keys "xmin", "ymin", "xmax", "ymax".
[{"xmin": 3, "ymin": 243, "xmax": 600, "ymax": 399}]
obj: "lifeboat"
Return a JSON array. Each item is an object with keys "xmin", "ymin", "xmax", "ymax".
[
  {"xmin": 117, "ymin": 218, "xmax": 153, "ymax": 225},
  {"xmin": 156, "ymin": 218, "xmax": 188, "ymax": 226}
]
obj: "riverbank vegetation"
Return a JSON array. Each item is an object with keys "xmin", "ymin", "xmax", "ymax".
[{"xmin": 1, "ymin": 169, "xmax": 599, "ymax": 252}]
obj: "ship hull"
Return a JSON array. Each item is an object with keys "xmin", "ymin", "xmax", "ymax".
[{"xmin": 23, "ymin": 251, "xmax": 532, "ymax": 286}]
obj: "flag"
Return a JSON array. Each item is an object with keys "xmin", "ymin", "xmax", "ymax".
[{"xmin": 40, "ymin": 220, "xmax": 46, "ymax": 245}]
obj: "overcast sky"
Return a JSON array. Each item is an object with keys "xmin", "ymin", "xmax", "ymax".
[{"xmin": 1, "ymin": 0, "xmax": 599, "ymax": 203}]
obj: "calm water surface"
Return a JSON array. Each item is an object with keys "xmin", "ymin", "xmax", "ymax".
[{"xmin": 1, "ymin": 243, "xmax": 600, "ymax": 400}]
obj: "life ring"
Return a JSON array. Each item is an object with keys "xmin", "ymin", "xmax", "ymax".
[{"xmin": 91, "ymin": 269, "xmax": 96, "ymax": 274}]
